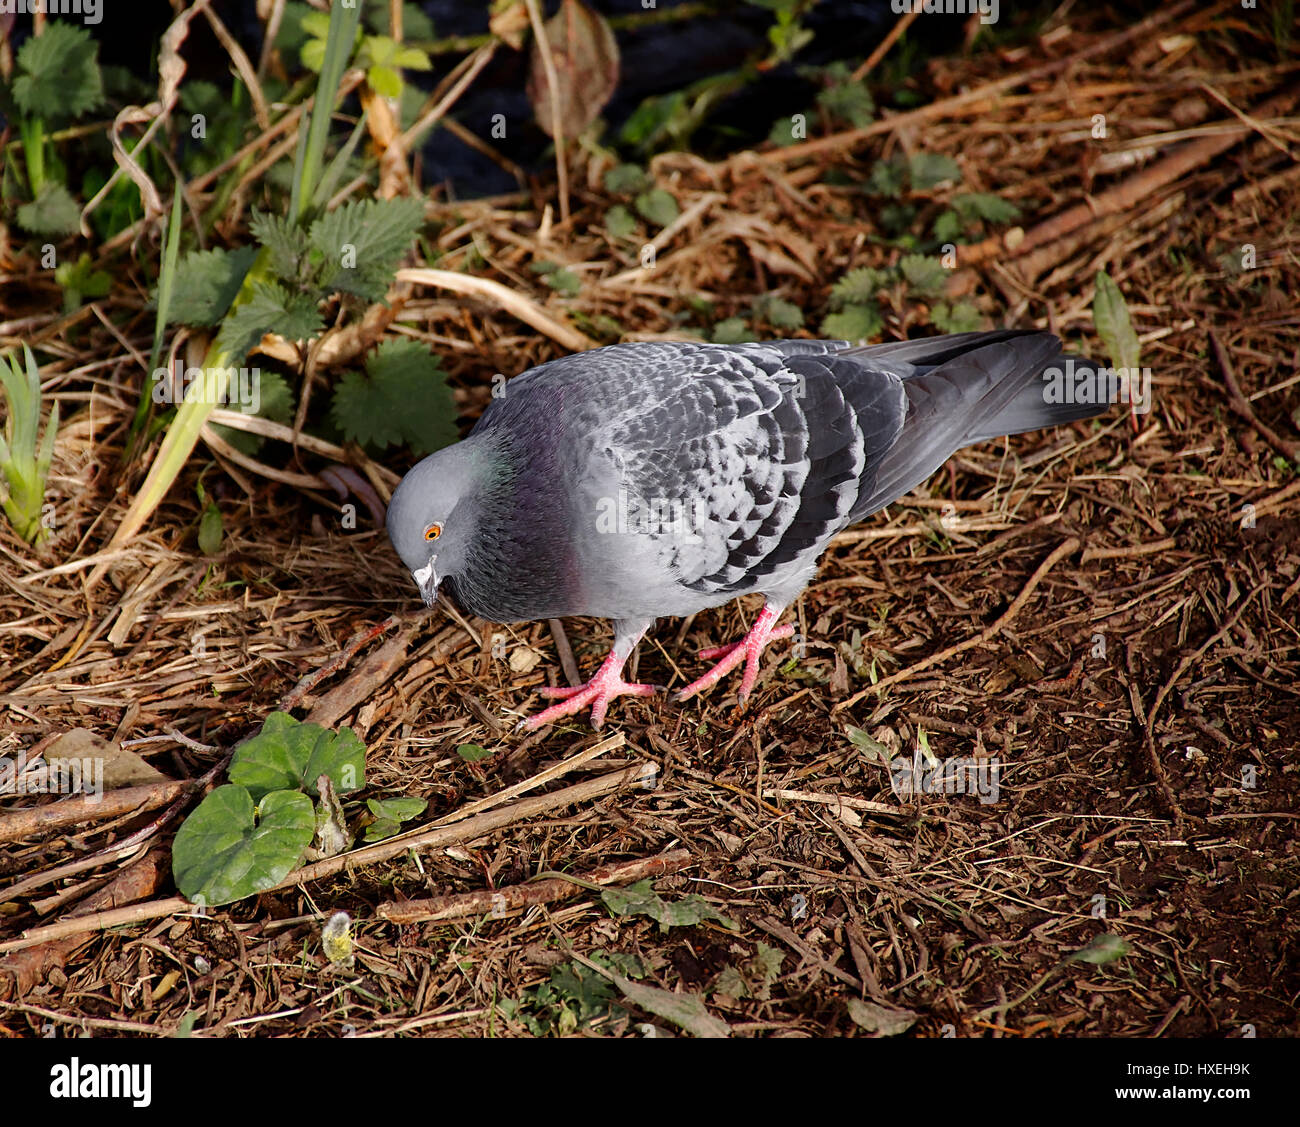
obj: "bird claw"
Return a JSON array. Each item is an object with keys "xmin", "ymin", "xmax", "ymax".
[
  {"xmin": 520, "ymin": 663, "xmax": 660, "ymax": 731},
  {"xmin": 677, "ymin": 611, "xmax": 794, "ymax": 703}
]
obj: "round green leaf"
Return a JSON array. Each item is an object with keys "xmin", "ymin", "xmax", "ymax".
[
  {"xmin": 172, "ymin": 785, "xmax": 315, "ymax": 906},
  {"xmin": 228, "ymin": 711, "xmax": 366, "ymax": 799}
]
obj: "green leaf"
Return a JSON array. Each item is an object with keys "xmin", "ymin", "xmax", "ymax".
[
  {"xmin": 816, "ymin": 63, "xmax": 874, "ymax": 127},
  {"xmin": 366, "ymin": 796, "xmax": 427, "ymax": 822},
  {"xmin": 54, "ymin": 253, "xmax": 112, "ymax": 311},
  {"xmin": 931, "ymin": 301, "xmax": 983, "ymax": 334},
  {"xmin": 768, "ymin": 114, "xmax": 805, "ymax": 147},
  {"xmin": 367, "ymin": 64, "xmax": 403, "ymax": 98},
  {"xmin": 228, "ymin": 711, "xmax": 366, "ymax": 800},
  {"xmin": 249, "ymin": 210, "xmax": 311, "ymax": 280},
  {"xmin": 1092, "ymin": 271, "xmax": 1141, "ymax": 375},
  {"xmin": 845, "ymin": 724, "xmax": 891, "ymax": 764},
  {"xmin": 216, "ymin": 280, "xmax": 324, "ymax": 360},
  {"xmin": 711, "ymin": 317, "xmax": 752, "ymax": 344},
  {"xmin": 829, "ymin": 267, "xmax": 892, "ymax": 308},
  {"xmin": 310, "ymin": 196, "xmax": 426, "ymax": 302},
  {"xmin": 634, "ymin": 188, "xmax": 679, "ymax": 228},
  {"xmin": 952, "ymin": 192, "xmax": 1021, "ymax": 225},
  {"xmin": 16, "ymin": 182, "xmax": 82, "ymax": 236},
  {"xmin": 172, "ymin": 785, "xmax": 315, "ymax": 906},
  {"xmin": 932, "ymin": 210, "xmax": 964, "ymax": 244},
  {"xmin": 865, "ymin": 158, "xmax": 906, "ymax": 198},
  {"xmin": 1068, "ymin": 933, "xmax": 1131, "ymax": 966},
  {"xmin": 0, "ymin": 344, "xmax": 59, "ymax": 545},
  {"xmin": 544, "ymin": 269, "xmax": 581, "ymax": 297},
  {"xmin": 601, "ymin": 879, "xmax": 736, "ymax": 932},
  {"xmin": 164, "ymin": 246, "xmax": 260, "ymax": 328},
  {"xmin": 616, "ymin": 978, "xmax": 730, "ymax": 1038},
  {"xmin": 456, "ymin": 743, "xmax": 492, "ymax": 763},
  {"xmin": 899, "ymin": 254, "xmax": 948, "ymax": 297},
  {"xmin": 12, "ymin": 21, "xmax": 104, "ymax": 123},
  {"xmin": 754, "ymin": 295, "xmax": 804, "ymax": 330},
  {"xmin": 209, "ymin": 370, "xmax": 296, "ymax": 457},
  {"xmin": 909, "ymin": 152, "xmax": 962, "ymax": 190},
  {"xmin": 846, "ymin": 998, "xmax": 918, "ymax": 1036},
  {"xmin": 198, "ymin": 497, "xmax": 223, "ymax": 556},
  {"xmin": 604, "ymin": 163, "xmax": 651, "ymax": 195},
  {"xmin": 330, "ymin": 337, "xmax": 457, "ymax": 455},
  {"xmin": 821, "ymin": 305, "xmax": 882, "ymax": 343},
  {"xmin": 604, "ymin": 205, "xmax": 637, "ymax": 240}
]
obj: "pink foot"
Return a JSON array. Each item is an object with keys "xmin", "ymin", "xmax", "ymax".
[
  {"xmin": 521, "ymin": 649, "xmax": 659, "ymax": 731},
  {"xmin": 675, "ymin": 605, "xmax": 794, "ymax": 704}
]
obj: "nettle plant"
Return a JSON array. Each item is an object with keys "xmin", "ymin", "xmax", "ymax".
[
  {"xmin": 820, "ymin": 152, "xmax": 1024, "ymax": 341},
  {"xmin": 171, "ymin": 712, "xmax": 426, "ymax": 907}
]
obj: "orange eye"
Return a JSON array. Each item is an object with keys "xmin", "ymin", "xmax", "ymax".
[{"xmin": 424, "ymin": 523, "xmax": 442, "ymax": 542}]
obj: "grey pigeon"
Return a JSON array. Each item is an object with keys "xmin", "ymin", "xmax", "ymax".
[{"xmin": 387, "ymin": 331, "xmax": 1110, "ymax": 729}]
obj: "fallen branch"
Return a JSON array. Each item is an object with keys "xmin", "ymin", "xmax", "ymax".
[{"xmin": 377, "ymin": 848, "xmax": 691, "ymax": 923}]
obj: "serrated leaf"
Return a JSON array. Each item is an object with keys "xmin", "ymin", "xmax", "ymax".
[
  {"xmin": 931, "ymin": 301, "xmax": 983, "ymax": 334},
  {"xmin": 216, "ymin": 280, "xmax": 324, "ymax": 360},
  {"xmin": 13, "ymin": 22, "xmax": 104, "ymax": 123},
  {"xmin": 952, "ymin": 192, "xmax": 1021, "ymax": 225},
  {"xmin": 932, "ymin": 210, "xmax": 964, "ymax": 244},
  {"xmin": 310, "ymin": 197, "xmax": 425, "ymax": 301},
  {"xmin": 16, "ymin": 182, "xmax": 82, "ymax": 236},
  {"xmin": 830, "ymin": 267, "xmax": 892, "ymax": 308},
  {"xmin": 634, "ymin": 188, "xmax": 679, "ymax": 228},
  {"xmin": 171, "ymin": 785, "xmax": 315, "ymax": 906},
  {"xmin": 164, "ymin": 246, "xmax": 260, "ymax": 328},
  {"xmin": 249, "ymin": 210, "xmax": 310, "ymax": 280},
  {"xmin": 909, "ymin": 152, "xmax": 962, "ymax": 190},
  {"xmin": 755, "ymin": 295, "xmax": 804, "ymax": 330},
  {"xmin": 601, "ymin": 879, "xmax": 736, "ymax": 932},
  {"xmin": 330, "ymin": 337, "xmax": 457, "ymax": 455},
  {"xmin": 821, "ymin": 305, "xmax": 882, "ymax": 343},
  {"xmin": 209, "ymin": 370, "xmax": 296, "ymax": 457},
  {"xmin": 604, "ymin": 205, "xmax": 637, "ymax": 239},
  {"xmin": 899, "ymin": 254, "xmax": 948, "ymax": 297},
  {"xmin": 604, "ymin": 163, "xmax": 651, "ymax": 195},
  {"xmin": 866, "ymin": 158, "xmax": 907, "ymax": 198},
  {"xmin": 1092, "ymin": 271, "xmax": 1141, "ymax": 375},
  {"xmin": 228, "ymin": 711, "xmax": 366, "ymax": 800},
  {"xmin": 711, "ymin": 317, "xmax": 752, "ymax": 344},
  {"xmin": 817, "ymin": 69, "xmax": 873, "ymax": 127}
]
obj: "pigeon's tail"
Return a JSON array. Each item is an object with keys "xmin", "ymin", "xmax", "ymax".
[{"xmin": 842, "ymin": 331, "xmax": 1110, "ymax": 522}]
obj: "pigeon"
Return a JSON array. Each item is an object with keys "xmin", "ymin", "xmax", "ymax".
[{"xmin": 387, "ymin": 330, "xmax": 1110, "ymax": 730}]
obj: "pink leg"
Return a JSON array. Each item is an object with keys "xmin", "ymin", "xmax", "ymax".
[
  {"xmin": 675, "ymin": 604, "xmax": 793, "ymax": 704},
  {"xmin": 521, "ymin": 647, "xmax": 659, "ymax": 731}
]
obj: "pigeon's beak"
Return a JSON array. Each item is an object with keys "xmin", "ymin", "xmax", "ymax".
[{"xmin": 412, "ymin": 557, "xmax": 439, "ymax": 608}]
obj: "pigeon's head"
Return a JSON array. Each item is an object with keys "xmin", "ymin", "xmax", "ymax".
[{"xmin": 386, "ymin": 443, "xmax": 488, "ymax": 608}]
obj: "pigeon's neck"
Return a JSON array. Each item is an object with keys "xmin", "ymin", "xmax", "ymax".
[{"xmin": 447, "ymin": 431, "xmax": 577, "ymax": 622}]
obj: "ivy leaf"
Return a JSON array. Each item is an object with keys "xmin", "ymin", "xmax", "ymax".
[
  {"xmin": 908, "ymin": 152, "xmax": 962, "ymax": 190},
  {"xmin": 456, "ymin": 743, "xmax": 492, "ymax": 763},
  {"xmin": 16, "ymin": 182, "xmax": 82, "ymax": 236},
  {"xmin": 217, "ymin": 279, "xmax": 324, "ymax": 359},
  {"xmin": 821, "ymin": 305, "xmax": 882, "ymax": 343},
  {"xmin": 228, "ymin": 711, "xmax": 366, "ymax": 800},
  {"xmin": 899, "ymin": 254, "xmax": 949, "ymax": 298},
  {"xmin": 363, "ymin": 795, "xmax": 426, "ymax": 842},
  {"xmin": 310, "ymin": 197, "xmax": 426, "ymax": 302},
  {"xmin": 634, "ymin": 188, "xmax": 679, "ymax": 228},
  {"xmin": 164, "ymin": 246, "xmax": 259, "ymax": 328},
  {"xmin": 330, "ymin": 337, "xmax": 457, "ymax": 455},
  {"xmin": 12, "ymin": 22, "xmax": 104, "ymax": 123}
]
